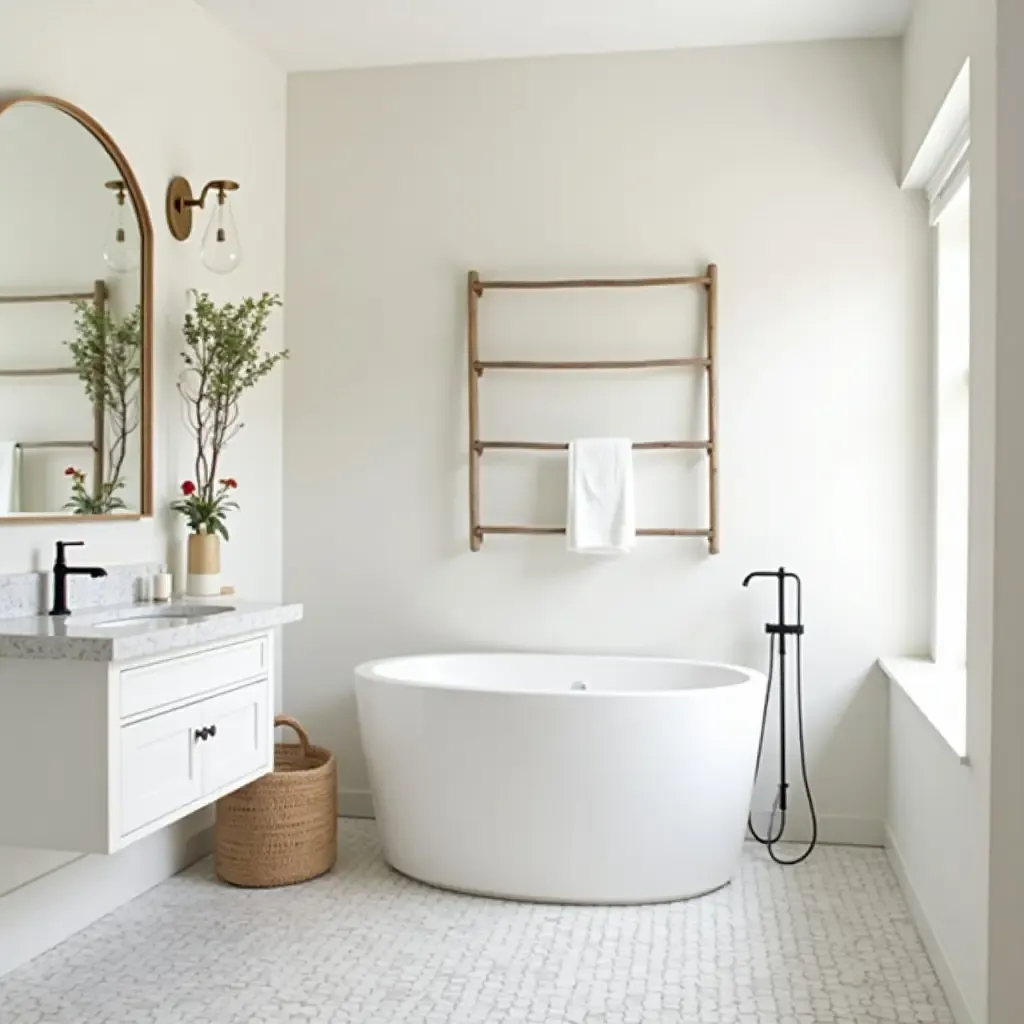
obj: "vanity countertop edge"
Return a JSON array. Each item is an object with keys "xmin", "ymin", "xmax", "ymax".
[{"xmin": 0, "ymin": 599, "xmax": 303, "ymax": 662}]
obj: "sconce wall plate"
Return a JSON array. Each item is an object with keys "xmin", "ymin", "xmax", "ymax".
[{"xmin": 166, "ymin": 175, "xmax": 195, "ymax": 241}]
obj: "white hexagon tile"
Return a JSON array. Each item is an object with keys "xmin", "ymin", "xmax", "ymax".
[{"xmin": 0, "ymin": 822, "xmax": 953, "ymax": 1024}]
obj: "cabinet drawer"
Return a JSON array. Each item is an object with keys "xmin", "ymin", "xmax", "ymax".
[
  {"xmin": 121, "ymin": 702, "xmax": 203, "ymax": 835},
  {"xmin": 198, "ymin": 679, "xmax": 271, "ymax": 796},
  {"xmin": 120, "ymin": 636, "xmax": 268, "ymax": 718}
]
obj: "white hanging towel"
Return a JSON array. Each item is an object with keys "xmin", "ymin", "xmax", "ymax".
[
  {"xmin": 0, "ymin": 442, "xmax": 17, "ymax": 514},
  {"xmin": 567, "ymin": 438, "xmax": 636, "ymax": 554}
]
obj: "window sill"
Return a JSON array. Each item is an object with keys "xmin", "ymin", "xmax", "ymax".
[{"xmin": 879, "ymin": 657, "xmax": 968, "ymax": 763}]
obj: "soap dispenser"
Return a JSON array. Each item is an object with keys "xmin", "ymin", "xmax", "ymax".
[{"xmin": 153, "ymin": 565, "xmax": 173, "ymax": 602}]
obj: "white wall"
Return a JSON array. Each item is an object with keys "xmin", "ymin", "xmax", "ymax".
[
  {"xmin": 284, "ymin": 41, "xmax": 928, "ymax": 838},
  {"xmin": 887, "ymin": 687, "xmax": 988, "ymax": 1024},
  {"xmin": 889, "ymin": 2, "xmax": 996, "ymax": 1022},
  {"xmin": 902, "ymin": 0, "xmax": 977, "ymax": 177},
  {"xmin": 0, "ymin": 0, "xmax": 285, "ymax": 971}
]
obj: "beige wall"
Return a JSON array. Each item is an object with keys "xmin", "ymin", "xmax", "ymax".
[
  {"xmin": 284, "ymin": 41, "xmax": 928, "ymax": 840},
  {"xmin": 988, "ymin": 2, "xmax": 1024, "ymax": 1020},
  {"xmin": 0, "ymin": 0, "xmax": 286, "ymax": 971}
]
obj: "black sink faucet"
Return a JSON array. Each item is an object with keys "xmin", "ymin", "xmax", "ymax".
[{"xmin": 49, "ymin": 541, "xmax": 108, "ymax": 617}]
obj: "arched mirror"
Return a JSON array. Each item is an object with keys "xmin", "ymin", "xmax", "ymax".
[{"xmin": 0, "ymin": 95, "xmax": 152, "ymax": 520}]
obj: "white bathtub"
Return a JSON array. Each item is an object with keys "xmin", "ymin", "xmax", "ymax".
[{"xmin": 355, "ymin": 653, "xmax": 767, "ymax": 905}]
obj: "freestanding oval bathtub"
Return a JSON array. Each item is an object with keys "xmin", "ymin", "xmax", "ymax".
[{"xmin": 355, "ymin": 653, "xmax": 766, "ymax": 905}]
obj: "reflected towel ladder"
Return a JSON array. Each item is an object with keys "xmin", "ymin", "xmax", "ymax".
[{"xmin": 0, "ymin": 280, "xmax": 107, "ymax": 496}]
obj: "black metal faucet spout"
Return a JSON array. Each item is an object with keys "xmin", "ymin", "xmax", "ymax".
[{"xmin": 49, "ymin": 541, "xmax": 108, "ymax": 617}]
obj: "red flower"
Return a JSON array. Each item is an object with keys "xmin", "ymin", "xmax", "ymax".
[
  {"xmin": 181, "ymin": 481, "xmax": 197, "ymax": 496},
  {"xmin": 65, "ymin": 466, "xmax": 76, "ymax": 476},
  {"xmin": 224, "ymin": 478, "xmax": 238, "ymax": 489}
]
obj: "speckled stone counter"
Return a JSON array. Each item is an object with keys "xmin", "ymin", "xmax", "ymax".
[
  {"xmin": 0, "ymin": 598, "xmax": 303, "ymax": 662},
  {"xmin": 0, "ymin": 561, "xmax": 157, "ymax": 620}
]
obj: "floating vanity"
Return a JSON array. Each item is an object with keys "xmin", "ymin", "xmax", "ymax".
[{"xmin": 0, "ymin": 598, "xmax": 302, "ymax": 855}]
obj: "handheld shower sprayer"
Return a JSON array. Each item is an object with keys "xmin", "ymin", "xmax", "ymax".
[{"xmin": 743, "ymin": 566, "xmax": 818, "ymax": 866}]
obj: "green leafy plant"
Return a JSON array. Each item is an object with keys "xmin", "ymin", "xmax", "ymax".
[
  {"xmin": 62, "ymin": 466, "xmax": 126, "ymax": 515},
  {"xmin": 175, "ymin": 291, "xmax": 286, "ymax": 534},
  {"xmin": 65, "ymin": 301, "xmax": 142, "ymax": 505},
  {"xmin": 170, "ymin": 478, "xmax": 239, "ymax": 539}
]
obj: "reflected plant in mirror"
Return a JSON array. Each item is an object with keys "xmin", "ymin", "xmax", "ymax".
[
  {"xmin": 63, "ymin": 464, "xmax": 124, "ymax": 515},
  {"xmin": 62, "ymin": 299, "xmax": 142, "ymax": 514}
]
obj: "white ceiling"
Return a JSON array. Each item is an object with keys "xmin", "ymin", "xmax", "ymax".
[{"xmin": 196, "ymin": 0, "xmax": 914, "ymax": 73}]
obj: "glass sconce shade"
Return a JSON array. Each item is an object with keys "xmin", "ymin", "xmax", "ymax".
[
  {"xmin": 200, "ymin": 191, "xmax": 242, "ymax": 274},
  {"xmin": 102, "ymin": 181, "xmax": 140, "ymax": 273},
  {"xmin": 166, "ymin": 177, "xmax": 242, "ymax": 275}
]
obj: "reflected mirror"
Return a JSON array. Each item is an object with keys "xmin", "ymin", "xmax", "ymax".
[{"xmin": 0, "ymin": 96, "xmax": 151, "ymax": 519}]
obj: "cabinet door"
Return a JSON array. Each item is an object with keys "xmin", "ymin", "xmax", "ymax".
[
  {"xmin": 198, "ymin": 679, "xmax": 271, "ymax": 797},
  {"xmin": 121, "ymin": 702, "xmax": 203, "ymax": 836}
]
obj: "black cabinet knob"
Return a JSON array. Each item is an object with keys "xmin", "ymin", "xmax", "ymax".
[
  {"xmin": 195, "ymin": 727, "xmax": 209, "ymax": 742},
  {"xmin": 208, "ymin": 725, "xmax": 217, "ymax": 738}
]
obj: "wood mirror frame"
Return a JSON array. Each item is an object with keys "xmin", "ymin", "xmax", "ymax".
[{"xmin": 0, "ymin": 93, "xmax": 153, "ymax": 522}]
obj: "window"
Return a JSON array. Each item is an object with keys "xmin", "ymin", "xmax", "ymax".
[{"xmin": 928, "ymin": 129, "xmax": 970, "ymax": 666}]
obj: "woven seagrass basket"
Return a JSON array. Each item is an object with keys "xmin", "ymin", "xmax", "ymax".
[{"xmin": 215, "ymin": 715, "xmax": 337, "ymax": 888}]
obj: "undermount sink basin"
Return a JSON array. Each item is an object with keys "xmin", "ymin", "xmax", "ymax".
[{"xmin": 88, "ymin": 606, "xmax": 235, "ymax": 630}]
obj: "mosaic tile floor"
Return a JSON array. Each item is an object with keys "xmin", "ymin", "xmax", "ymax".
[{"xmin": 0, "ymin": 821, "xmax": 953, "ymax": 1024}]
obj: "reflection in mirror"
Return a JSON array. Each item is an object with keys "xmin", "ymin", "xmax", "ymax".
[{"xmin": 0, "ymin": 101, "xmax": 145, "ymax": 516}]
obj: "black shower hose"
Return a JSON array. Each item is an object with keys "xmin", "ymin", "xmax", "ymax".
[{"xmin": 746, "ymin": 606, "xmax": 819, "ymax": 865}]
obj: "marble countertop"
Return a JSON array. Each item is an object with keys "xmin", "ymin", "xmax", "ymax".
[{"xmin": 0, "ymin": 598, "xmax": 303, "ymax": 662}]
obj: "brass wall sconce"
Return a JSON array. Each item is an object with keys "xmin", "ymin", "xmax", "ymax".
[
  {"xmin": 166, "ymin": 176, "xmax": 243, "ymax": 274},
  {"xmin": 103, "ymin": 179, "xmax": 140, "ymax": 274}
]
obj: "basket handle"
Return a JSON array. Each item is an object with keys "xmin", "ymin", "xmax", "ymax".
[{"xmin": 274, "ymin": 715, "xmax": 313, "ymax": 755}]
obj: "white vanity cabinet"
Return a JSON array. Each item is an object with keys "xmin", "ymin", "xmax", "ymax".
[{"xmin": 0, "ymin": 631, "xmax": 276, "ymax": 854}]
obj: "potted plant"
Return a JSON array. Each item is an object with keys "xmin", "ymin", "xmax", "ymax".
[
  {"xmin": 171, "ymin": 478, "xmax": 239, "ymax": 594},
  {"xmin": 174, "ymin": 291, "xmax": 286, "ymax": 596}
]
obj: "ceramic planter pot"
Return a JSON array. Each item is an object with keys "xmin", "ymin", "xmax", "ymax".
[{"xmin": 186, "ymin": 532, "xmax": 221, "ymax": 597}]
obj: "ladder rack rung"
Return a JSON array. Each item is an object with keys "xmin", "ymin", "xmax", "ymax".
[
  {"xmin": 476, "ymin": 441, "xmax": 710, "ymax": 453},
  {"xmin": 0, "ymin": 292, "xmax": 94, "ymax": 305},
  {"xmin": 478, "ymin": 526, "xmax": 712, "ymax": 538},
  {"xmin": 475, "ymin": 276, "xmax": 711, "ymax": 292},
  {"xmin": 639, "ymin": 528, "xmax": 712, "ymax": 538},
  {"xmin": 0, "ymin": 367, "xmax": 79, "ymax": 378},
  {"xmin": 16, "ymin": 441, "xmax": 96, "ymax": 450},
  {"xmin": 475, "ymin": 358, "xmax": 708, "ymax": 372}
]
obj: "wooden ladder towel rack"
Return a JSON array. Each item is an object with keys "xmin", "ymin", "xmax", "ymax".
[{"xmin": 466, "ymin": 264, "xmax": 719, "ymax": 553}]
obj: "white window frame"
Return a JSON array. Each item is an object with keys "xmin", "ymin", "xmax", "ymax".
[
  {"xmin": 926, "ymin": 123, "xmax": 970, "ymax": 228},
  {"xmin": 926, "ymin": 123, "xmax": 970, "ymax": 668}
]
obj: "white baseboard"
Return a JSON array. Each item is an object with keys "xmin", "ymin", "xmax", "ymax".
[
  {"xmin": 339, "ymin": 788, "xmax": 375, "ymax": 818},
  {"xmin": 342, "ymin": 790, "xmax": 882, "ymax": 847},
  {"xmin": 748, "ymin": 810, "xmax": 885, "ymax": 847},
  {"xmin": 0, "ymin": 820, "xmax": 212, "ymax": 978},
  {"xmin": 885, "ymin": 827, "xmax": 975, "ymax": 1024}
]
